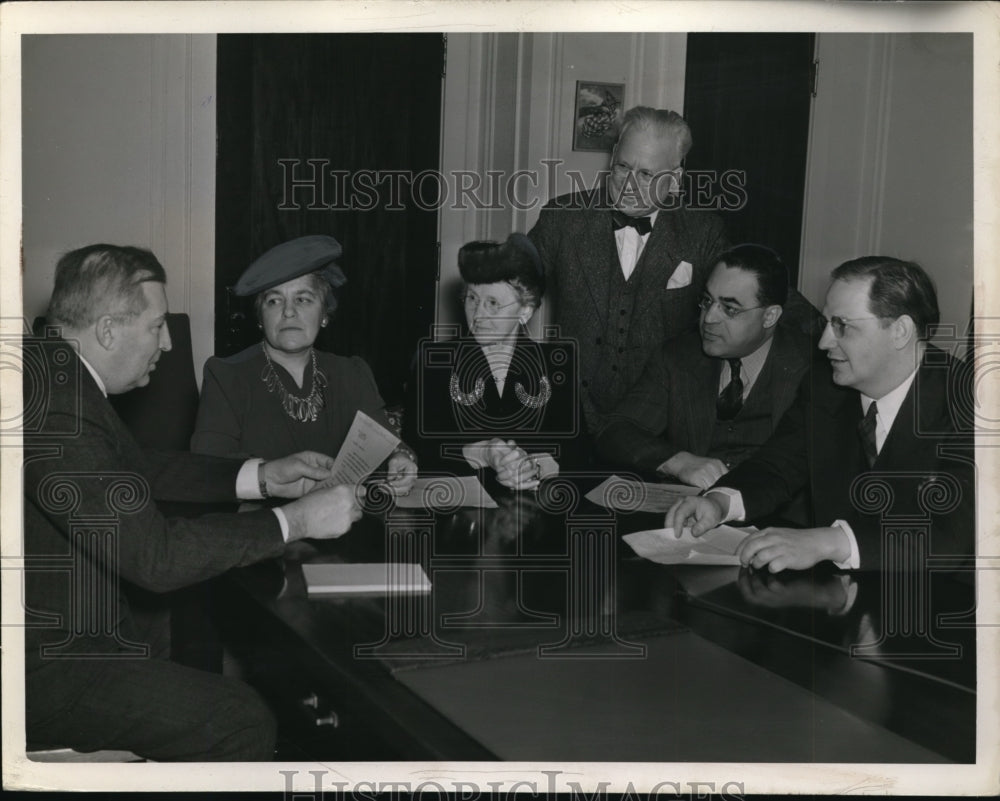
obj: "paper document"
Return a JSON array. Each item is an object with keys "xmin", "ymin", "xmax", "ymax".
[
  {"xmin": 302, "ymin": 562, "xmax": 431, "ymax": 595},
  {"xmin": 393, "ymin": 475, "xmax": 497, "ymax": 509},
  {"xmin": 623, "ymin": 525, "xmax": 757, "ymax": 565},
  {"xmin": 317, "ymin": 410, "xmax": 400, "ymax": 487},
  {"xmin": 585, "ymin": 475, "xmax": 700, "ymax": 513}
]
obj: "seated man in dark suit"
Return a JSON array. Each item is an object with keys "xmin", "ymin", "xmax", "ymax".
[
  {"xmin": 22, "ymin": 244, "xmax": 364, "ymax": 761},
  {"xmin": 595, "ymin": 244, "xmax": 817, "ymax": 491},
  {"xmin": 667, "ymin": 257, "xmax": 974, "ymax": 572}
]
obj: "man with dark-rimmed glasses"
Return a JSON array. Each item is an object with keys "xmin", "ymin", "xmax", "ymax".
[
  {"xmin": 594, "ymin": 244, "xmax": 817, "ymax": 499},
  {"xmin": 667, "ymin": 256, "xmax": 974, "ymax": 573}
]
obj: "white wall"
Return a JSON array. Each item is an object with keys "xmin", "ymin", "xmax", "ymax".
[
  {"xmin": 21, "ymin": 34, "xmax": 217, "ymax": 381},
  {"xmin": 438, "ymin": 32, "xmax": 687, "ymax": 332},
  {"xmin": 800, "ymin": 33, "xmax": 973, "ymax": 341}
]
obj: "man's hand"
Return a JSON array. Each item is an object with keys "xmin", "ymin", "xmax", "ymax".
[
  {"xmin": 665, "ymin": 492, "xmax": 728, "ymax": 537},
  {"xmin": 385, "ymin": 451, "xmax": 418, "ymax": 495},
  {"xmin": 281, "ymin": 484, "xmax": 363, "ymax": 542},
  {"xmin": 661, "ymin": 451, "xmax": 728, "ymax": 490},
  {"xmin": 736, "ymin": 526, "xmax": 850, "ymax": 573},
  {"xmin": 262, "ymin": 451, "xmax": 335, "ymax": 498}
]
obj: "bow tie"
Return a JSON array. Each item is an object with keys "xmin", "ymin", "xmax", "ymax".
[{"xmin": 611, "ymin": 210, "xmax": 653, "ymax": 236}]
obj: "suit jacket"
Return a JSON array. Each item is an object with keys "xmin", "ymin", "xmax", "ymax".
[
  {"xmin": 529, "ymin": 187, "xmax": 822, "ymax": 431},
  {"xmin": 715, "ymin": 346, "xmax": 975, "ymax": 569},
  {"xmin": 23, "ymin": 341, "xmax": 285, "ymax": 668},
  {"xmin": 595, "ymin": 325, "xmax": 816, "ymax": 473},
  {"xmin": 529, "ymin": 188, "xmax": 728, "ymax": 429},
  {"xmin": 404, "ymin": 335, "xmax": 584, "ymax": 473}
]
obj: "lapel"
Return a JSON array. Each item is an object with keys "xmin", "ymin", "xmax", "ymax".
[
  {"xmin": 760, "ymin": 327, "xmax": 808, "ymax": 426},
  {"xmin": 675, "ymin": 337, "xmax": 720, "ymax": 454},
  {"xmin": 876, "ymin": 351, "xmax": 947, "ymax": 470},
  {"xmin": 576, "ymin": 188, "xmax": 618, "ymax": 329},
  {"xmin": 635, "ymin": 205, "xmax": 682, "ymax": 283},
  {"xmin": 815, "ymin": 382, "xmax": 867, "ymax": 513}
]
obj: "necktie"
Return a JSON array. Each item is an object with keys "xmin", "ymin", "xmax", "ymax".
[
  {"xmin": 716, "ymin": 359, "xmax": 744, "ymax": 421},
  {"xmin": 611, "ymin": 209, "xmax": 653, "ymax": 236},
  {"xmin": 858, "ymin": 401, "xmax": 879, "ymax": 468}
]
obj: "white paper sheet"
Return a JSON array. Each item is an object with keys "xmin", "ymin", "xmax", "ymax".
[
  {"xmin": 393, "ymin": 475, "xmax": 497, "ymax": 509},
  {"xmin": 319, "ymin": 410, "xmax": 400, "ymax": 486},
  {"xmin": 584, "ymin": 474, "xmax": 700, "ymax": 513},
  {"xmin": 622, "ymin": 525, "xmax": 757, "ymax": 565}
]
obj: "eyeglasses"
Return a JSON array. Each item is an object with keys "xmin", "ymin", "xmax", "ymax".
[
  {"xmin": 611, "ymin": 162, "xmax": 681, "ymax": 187},
  {"xmin": 698, "ymin": 296, "xmax": 766, "ymax": 320},
  {"xmin": 822, "ymin": 315, "xmax": 881, "ymax": 338},
  {"xmin": 462, "ymin": 293, "xmax": 520, "ymax": 316}
]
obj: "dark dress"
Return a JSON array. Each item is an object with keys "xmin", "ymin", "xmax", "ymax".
[
  {"xmin": 404, "ymin": 334, "xmax": 583, "ymax": 475},
  {"xmin": 191, "ymin": 343, "xmax": 395, "ymax": 460}
]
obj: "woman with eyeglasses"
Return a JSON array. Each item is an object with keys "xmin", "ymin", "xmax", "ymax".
[{"xmin": 405, "ymin": 234, "xmax": 580, "ymax": 490}]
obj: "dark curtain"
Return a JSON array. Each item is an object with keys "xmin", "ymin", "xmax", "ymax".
[
  {"xmin": 216, "ymin": 34, "xmax": 444, "ymax": 405},
  {"xmin": 684, "ymin": 33, "xmax": 815, "ymax": 284}
]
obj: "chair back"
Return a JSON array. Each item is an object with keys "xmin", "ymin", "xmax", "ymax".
[{"xmin": 110, "ymin": 313, "xmax": 199, "ymax": 450}]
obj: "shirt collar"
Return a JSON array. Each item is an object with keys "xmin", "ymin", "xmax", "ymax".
[
  {"xmin": 737, "ymin": 334, "xmax": 774, "ymax": 384},
  {"xmin": 861, "ymin": 366, "xmax": 918, "ymax": 432},
  {"xmin": 612, "ymin": 209, "xmax": 659, "ymax": 232},
  {"xmin": 77, "ymin": 351, "xmax": 108, "ymax": 397}
]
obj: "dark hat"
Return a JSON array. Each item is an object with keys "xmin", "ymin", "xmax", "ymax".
[
  {"xmin": 233, "ymin": 235, "xmax": 347, "ymax": 296},
  {"xmin": 458, "ymin": 233, "xmax": 545, "ymax": 301}
]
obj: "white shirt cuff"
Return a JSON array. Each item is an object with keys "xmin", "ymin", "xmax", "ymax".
[
  {"xmin": 831, "ymin": 519, "xmax": 861, "ymax": 570},
  {"xmin": 706, "ymin": 487, "xmax": 745, "ymax": 522},
  {"xmin": 236, "ymin": 458, "xmax": 265, "ymax": 500},
  {"xmin": 272, "ymin": 507, "xmax": 290, "ymax": 543}
]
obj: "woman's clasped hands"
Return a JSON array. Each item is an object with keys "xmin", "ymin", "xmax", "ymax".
[{"xmin": 485, "ymin": 438, "xmax": 542, "ymax": 491}]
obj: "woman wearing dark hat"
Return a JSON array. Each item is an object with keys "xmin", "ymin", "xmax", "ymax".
[
  {"xmin": 405, "ymin": 233, "xmax": 579, "ymax": 490},
  {"xmin": 192, "ymin": 235, "xmax": 417, "ymax": 493}
]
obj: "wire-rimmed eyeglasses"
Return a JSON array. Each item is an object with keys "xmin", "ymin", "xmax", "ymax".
[
  {"xmin": 462, "ymin": 292, "xmax": 520, "ymax": 316},
  {"xmin": 821, "ymin": 315, "xmax": 881, "ymax": 338},
  {"xmin": 697, "ymin": 296, "xmax": 766, "ymax": 320}
]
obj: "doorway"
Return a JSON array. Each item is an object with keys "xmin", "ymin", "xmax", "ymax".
[{"xmin": 684, "ymin": 33, "xmax": 816, "ymax": 285}]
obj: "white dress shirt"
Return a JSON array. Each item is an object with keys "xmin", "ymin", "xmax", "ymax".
[
  {"xmin": 710, "ymin": 366, "xmax": 920, "ymax": 570},
  {"xmin": 614, "ymin": 210, "xmax": 658, "ymax": 280},
  {"xmin": 718, "ymin": 336, "xmax": 774, "ymax": 398}
]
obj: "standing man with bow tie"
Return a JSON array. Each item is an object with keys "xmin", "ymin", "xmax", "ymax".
[{"xmin": 530, "ymin": 106, "xmax": 726, "ymax": 434}]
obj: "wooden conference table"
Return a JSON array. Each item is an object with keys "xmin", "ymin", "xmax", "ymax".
[{"xmin": 218, "ymin": 475, "xmax": 976, "ymax": 763}]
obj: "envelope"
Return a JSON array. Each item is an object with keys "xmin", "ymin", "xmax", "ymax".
[{"xmin": 666, "ymin": 260, "xmax": 693, "ymax": 289}]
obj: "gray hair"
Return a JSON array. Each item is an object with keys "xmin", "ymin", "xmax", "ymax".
[
  {"xmin": 47, "ymin": 244, "xmax": 167, "ymax": 329},
  {"xmin": 618, "ymin": 106, "xmax": 693, "ymax": 160}
]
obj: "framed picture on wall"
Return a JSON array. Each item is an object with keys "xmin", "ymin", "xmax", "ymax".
[{"xmin": 572, "ymin": 81, "xmax": 625, "ymax": 151}]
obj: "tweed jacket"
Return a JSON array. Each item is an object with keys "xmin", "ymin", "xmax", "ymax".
[{"xmin": 529, "ymin": 188, "xmax": 729, "ymax": 430}]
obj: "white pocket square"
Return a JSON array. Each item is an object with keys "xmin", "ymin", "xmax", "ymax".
[{"xmin": 666, "ymin": 260, "xmax": 693, "ymax": 289}]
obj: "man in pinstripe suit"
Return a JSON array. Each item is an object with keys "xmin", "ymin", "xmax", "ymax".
[{"xmin": 594, "ymin": 245, "xmax": 817, "ymax": 500}]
